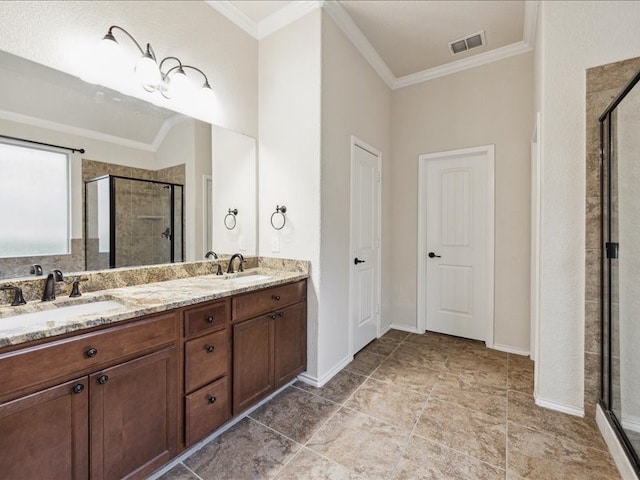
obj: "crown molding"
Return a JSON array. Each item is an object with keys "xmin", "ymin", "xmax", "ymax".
[
  {"xmin": 0, "ymin": 108, "xmax": 162, "ymax": 152},
  {"xmin": 258, "ymin": 1, "xmax": 322, "ymax": 39},
  {"xmin": 205, "ymin": 0, "xmax": 259, "ymax": 38},
  {"xmin": 151, "ymin": 114, "xmax": 192, "ymax": 151},
  {"xmin": 206, "ymin": 0, "xmax": 537, "ymax": 91},
  {"xmin": 523, "ymin": 0, "xmax": 539, "ymax": 49},
  {"xmin": 393, "ymin": 40, "xmax": 533, "ymax": 89},
  {"xmin": 321, "ymin": 0, "xmax": 395, "ymax": 88}
]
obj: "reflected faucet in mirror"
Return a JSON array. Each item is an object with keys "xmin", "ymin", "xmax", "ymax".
[{"xmin": 30, "ymin": 264, "xmax": 43, "ymax": 276}]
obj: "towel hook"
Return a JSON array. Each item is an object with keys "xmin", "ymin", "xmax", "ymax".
[
  {"xmin": 270, "ymin": 205, "xmax": 287, "ymax": 230},
  {"xmin": 224, "ymin": 208, "xmax": 238, "ymax": 230}
]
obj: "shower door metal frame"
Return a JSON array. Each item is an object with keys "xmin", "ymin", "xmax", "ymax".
[
  {"xmin": 599, "ymin": 67, "xmax": 640, "ymax": 476},
  {"xmin": 85, "ymin": 174, "xmax": 184, "ymax": 270}
]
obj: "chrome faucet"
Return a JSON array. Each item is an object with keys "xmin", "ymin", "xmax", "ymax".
[
  {"xmin": 42, "ymin": 269, "xmax": 63, "ymax": 301},
  {"xmin": 226, "ymin": 253, "xmax": 245, "ymax": 274}
]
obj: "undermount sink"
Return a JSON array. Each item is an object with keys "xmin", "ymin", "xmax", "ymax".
[
  {"xmin": 7, "ymin": 300, "xmax": 124, "ymax": 323},
  {"xmin": 232, "ymin": 274, "xmax": 271, "ymax": 284}
]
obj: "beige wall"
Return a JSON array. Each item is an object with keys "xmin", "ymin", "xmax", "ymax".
[
  {"xmin": 535, "ymin": 0, "xmax": 640, "ymax": 412},
  {"xmin": 319, "ymin": 12, "xmax": 391, "ymax": 379},
  {"xmin": 258, "ymin": 11, "xmax": 322, "ymax": 379},
  {"xmin": 390, "ymin": 53, "xmax": 534, "ymax": 352}
]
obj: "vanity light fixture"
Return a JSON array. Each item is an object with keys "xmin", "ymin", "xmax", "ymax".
[{"xmin": 99, "ymin": 25, "xmax": 215, "ymax": 101}]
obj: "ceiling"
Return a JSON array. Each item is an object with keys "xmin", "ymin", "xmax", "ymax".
[
  {"xmin": 221, "ymin": 0, "xmax": 534, "ymax": 88},
  {"xmin": 0, "ymin": 50, "xmax": 183, "ymax": 148}
]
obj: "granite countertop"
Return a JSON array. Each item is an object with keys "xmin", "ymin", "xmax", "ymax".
[{"xmin": 0, "ymin": 268, "xmax": 308, "ymax": 349}]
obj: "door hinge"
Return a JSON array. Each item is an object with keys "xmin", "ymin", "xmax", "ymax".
[{"xmin": 606, "ymin": 242, "xmax": 619, "ymax": 259}]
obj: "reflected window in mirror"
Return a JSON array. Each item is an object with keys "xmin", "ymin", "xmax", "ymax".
[{"xmin": 0, "ymin": 142, "xmax": 70, "ymax": 257}]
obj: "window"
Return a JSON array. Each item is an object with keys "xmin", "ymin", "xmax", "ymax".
[{"xmin": 0, "ymin": 141, "xmax": 70, "ymax": 257}]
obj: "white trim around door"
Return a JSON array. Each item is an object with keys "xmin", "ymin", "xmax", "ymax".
[{"xmin": 417, "ymin": 144, "xmax": 495, "ymax": 347}]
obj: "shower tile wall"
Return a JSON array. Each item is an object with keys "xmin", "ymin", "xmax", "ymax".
[
  {"xmin": 584, "ymin": 57, "xmax": 640, "ymax": 408},
  {"xmin": 82, "ymin": 160, "xmax": 185, "ymax": 269}
]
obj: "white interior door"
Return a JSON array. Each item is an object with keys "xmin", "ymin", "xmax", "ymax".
[
  {"xmin": 350, "ymin": 141, "xmax": 380, "ymax": 354},
  {"xmin": 422, "ymin": 147, "xmax": 493, "ymax": 342}
]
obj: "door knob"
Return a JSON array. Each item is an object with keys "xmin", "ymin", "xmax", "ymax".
[
  {"xmin": 354, "ymin": 257, "xmax": 365, "ymax": 265},
  {"xmin": 428, "ymin": 252, "xmax": 441, "ymax": 258}
]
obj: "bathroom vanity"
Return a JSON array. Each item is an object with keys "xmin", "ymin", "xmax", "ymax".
[{"xmin": 0, "ymin": 265, "xmax": 307, "ymax": 480}]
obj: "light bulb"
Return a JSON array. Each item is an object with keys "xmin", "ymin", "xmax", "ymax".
[
  {"xmin": 135, "ymin": 53, "xmax": 160, "ymax": 90},
  {"xmin": 164, "ymin": 67, "xmax": 190, "ymax": 98},
  {"xmin": 198, "ymin": 83, "xmax": 217, "ymax": 104},
  {"xmin": 98, "ymin": 33, "xmax": 120, "ymax": 59}
]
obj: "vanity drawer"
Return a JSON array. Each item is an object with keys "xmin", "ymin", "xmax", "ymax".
[
  {"xmin": 0, "ymin": 312, "xmax": 178, "ymax": 400},
  {"xmin": 184, "ymin": 329, "xmax": 229, "ymax": 393},
  {"xmin": 232, "ymin": 280, "xmax": 306, "ymax": 322},
  {"xmin": 185, "ymin": 376, "xmax": 229, "ymax": 446},
  {"xmin": 184, "ymin": 299, "xmax": 229, "ymax": 338}
]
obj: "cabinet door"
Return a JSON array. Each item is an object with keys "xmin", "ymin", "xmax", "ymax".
[
  {"xmin": 0, "ymin": 377, "xmax": 89, "ymax": 480},
  {"xmin": 90, "ymin": 347, "xmax": 177, "ymax": 480},
  {"xmin": 232, "ymin": 315, "xmax": 274, "ymax": 414},
  {"xmin": 274, "ymin": 302, "xmax": 307, "ymax": 388}
]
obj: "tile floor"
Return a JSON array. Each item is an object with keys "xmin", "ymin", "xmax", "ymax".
[{"xmin": 158, "ymin": 329, "xmax": 620, "ymax": 480}]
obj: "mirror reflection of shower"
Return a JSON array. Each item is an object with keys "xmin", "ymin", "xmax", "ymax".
[{"xmin": 85, "ymin": 175, "xmax": 184, "ymax": 270}]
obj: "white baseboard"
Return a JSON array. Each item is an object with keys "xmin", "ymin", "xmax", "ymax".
[
  {"xmin": 147, "ymin": 380, "xmax": 296, "ymax": 479},
  {"xmin": 389, "ymin": 323, "xmax": 421, "ymax": 334},
  {"xmin": 297, "ymin": 354, "xmax": 353, "ymax": 388},
  {"xmin": 597, "ymin": 405, "xmax": 640, "ymax": 480},
  {"xmin": 493, "ymin": 343, "xmax": 530, "ymax": 356},
  {"xmin": 534, "ymin": 393, "xmax": 584, "ymax": 417},
  {"xmin": 379, "ymin": 323, "xmax": 392, "ymax": 336},
  {"xmin": 622, "ymin": 415, "xmax": 640, "ymax": 434}
]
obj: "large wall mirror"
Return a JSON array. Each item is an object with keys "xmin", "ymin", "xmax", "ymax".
[{"xmin": 0, "ymin": 50, "xmax": 256, "ymax": 280}]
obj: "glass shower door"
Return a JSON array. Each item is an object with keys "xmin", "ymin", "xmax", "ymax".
[{"xmin": 602, "ymin": 71, "xmax": 640, "ymax": 468}]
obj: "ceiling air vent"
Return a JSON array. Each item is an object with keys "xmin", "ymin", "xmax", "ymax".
[{"xmin": 448, "ymin": 30, "xmax": 486, "ymax": 55}]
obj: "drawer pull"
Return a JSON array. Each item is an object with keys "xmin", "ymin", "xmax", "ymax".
[
  {"xmin": 206, "ymin": 345, "xmax": 215, "ymax": 353},
  {"xmin": 97, "ymin": 374, "xmax": 109, "ymax": 385},
  {"xmin": 270, "ymin": 313, "xmax": 277, "ymax": 319},
  {"xmin": 272, "ymin": 295, "xmax": 281, "ymax": 301},
  {"xmin": 86, "ymin": 347, "xmax": 98, "ymax": 358},
  {"xmin": 207, "ymin": 395, "xmax": 217, "ymax": 404},
  {"xmin": 207, "ymin": 316, "xmax": 215, "ymax": 323},
  {"xmin": 72, "ymin": 383, "xmax": 85, "ymax": 394},
  {"xmin": 277, "ymin": 311, "xmax": 284, "ymax": 317}
]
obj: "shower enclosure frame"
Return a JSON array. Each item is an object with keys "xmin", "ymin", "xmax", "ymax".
[
  {"xmin": 84, "ymin": 174, "xmax": 184, "ymax": 270},
  {"xmin": 599, "ymin": 66, "xmax": 640, "ymax": 476}
]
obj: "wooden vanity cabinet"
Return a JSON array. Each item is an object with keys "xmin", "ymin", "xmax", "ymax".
[
  {"xmin": 182, "ymin": 298, "xmax": 231, "ymax": 447},
  {"xmin": 0, "ymin": 377, "xmax": 89, "ymax": 480},
  {"xmin": 90, "ymin": 347, "xmax": 177, "ymax": 480},
  {"xmin": 0, "ymin": 311, "xmax": 179, "ymax": 480},
  {"xmin": 232, "ymin": 280, "xmax": 307, "ymax": 415}
]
